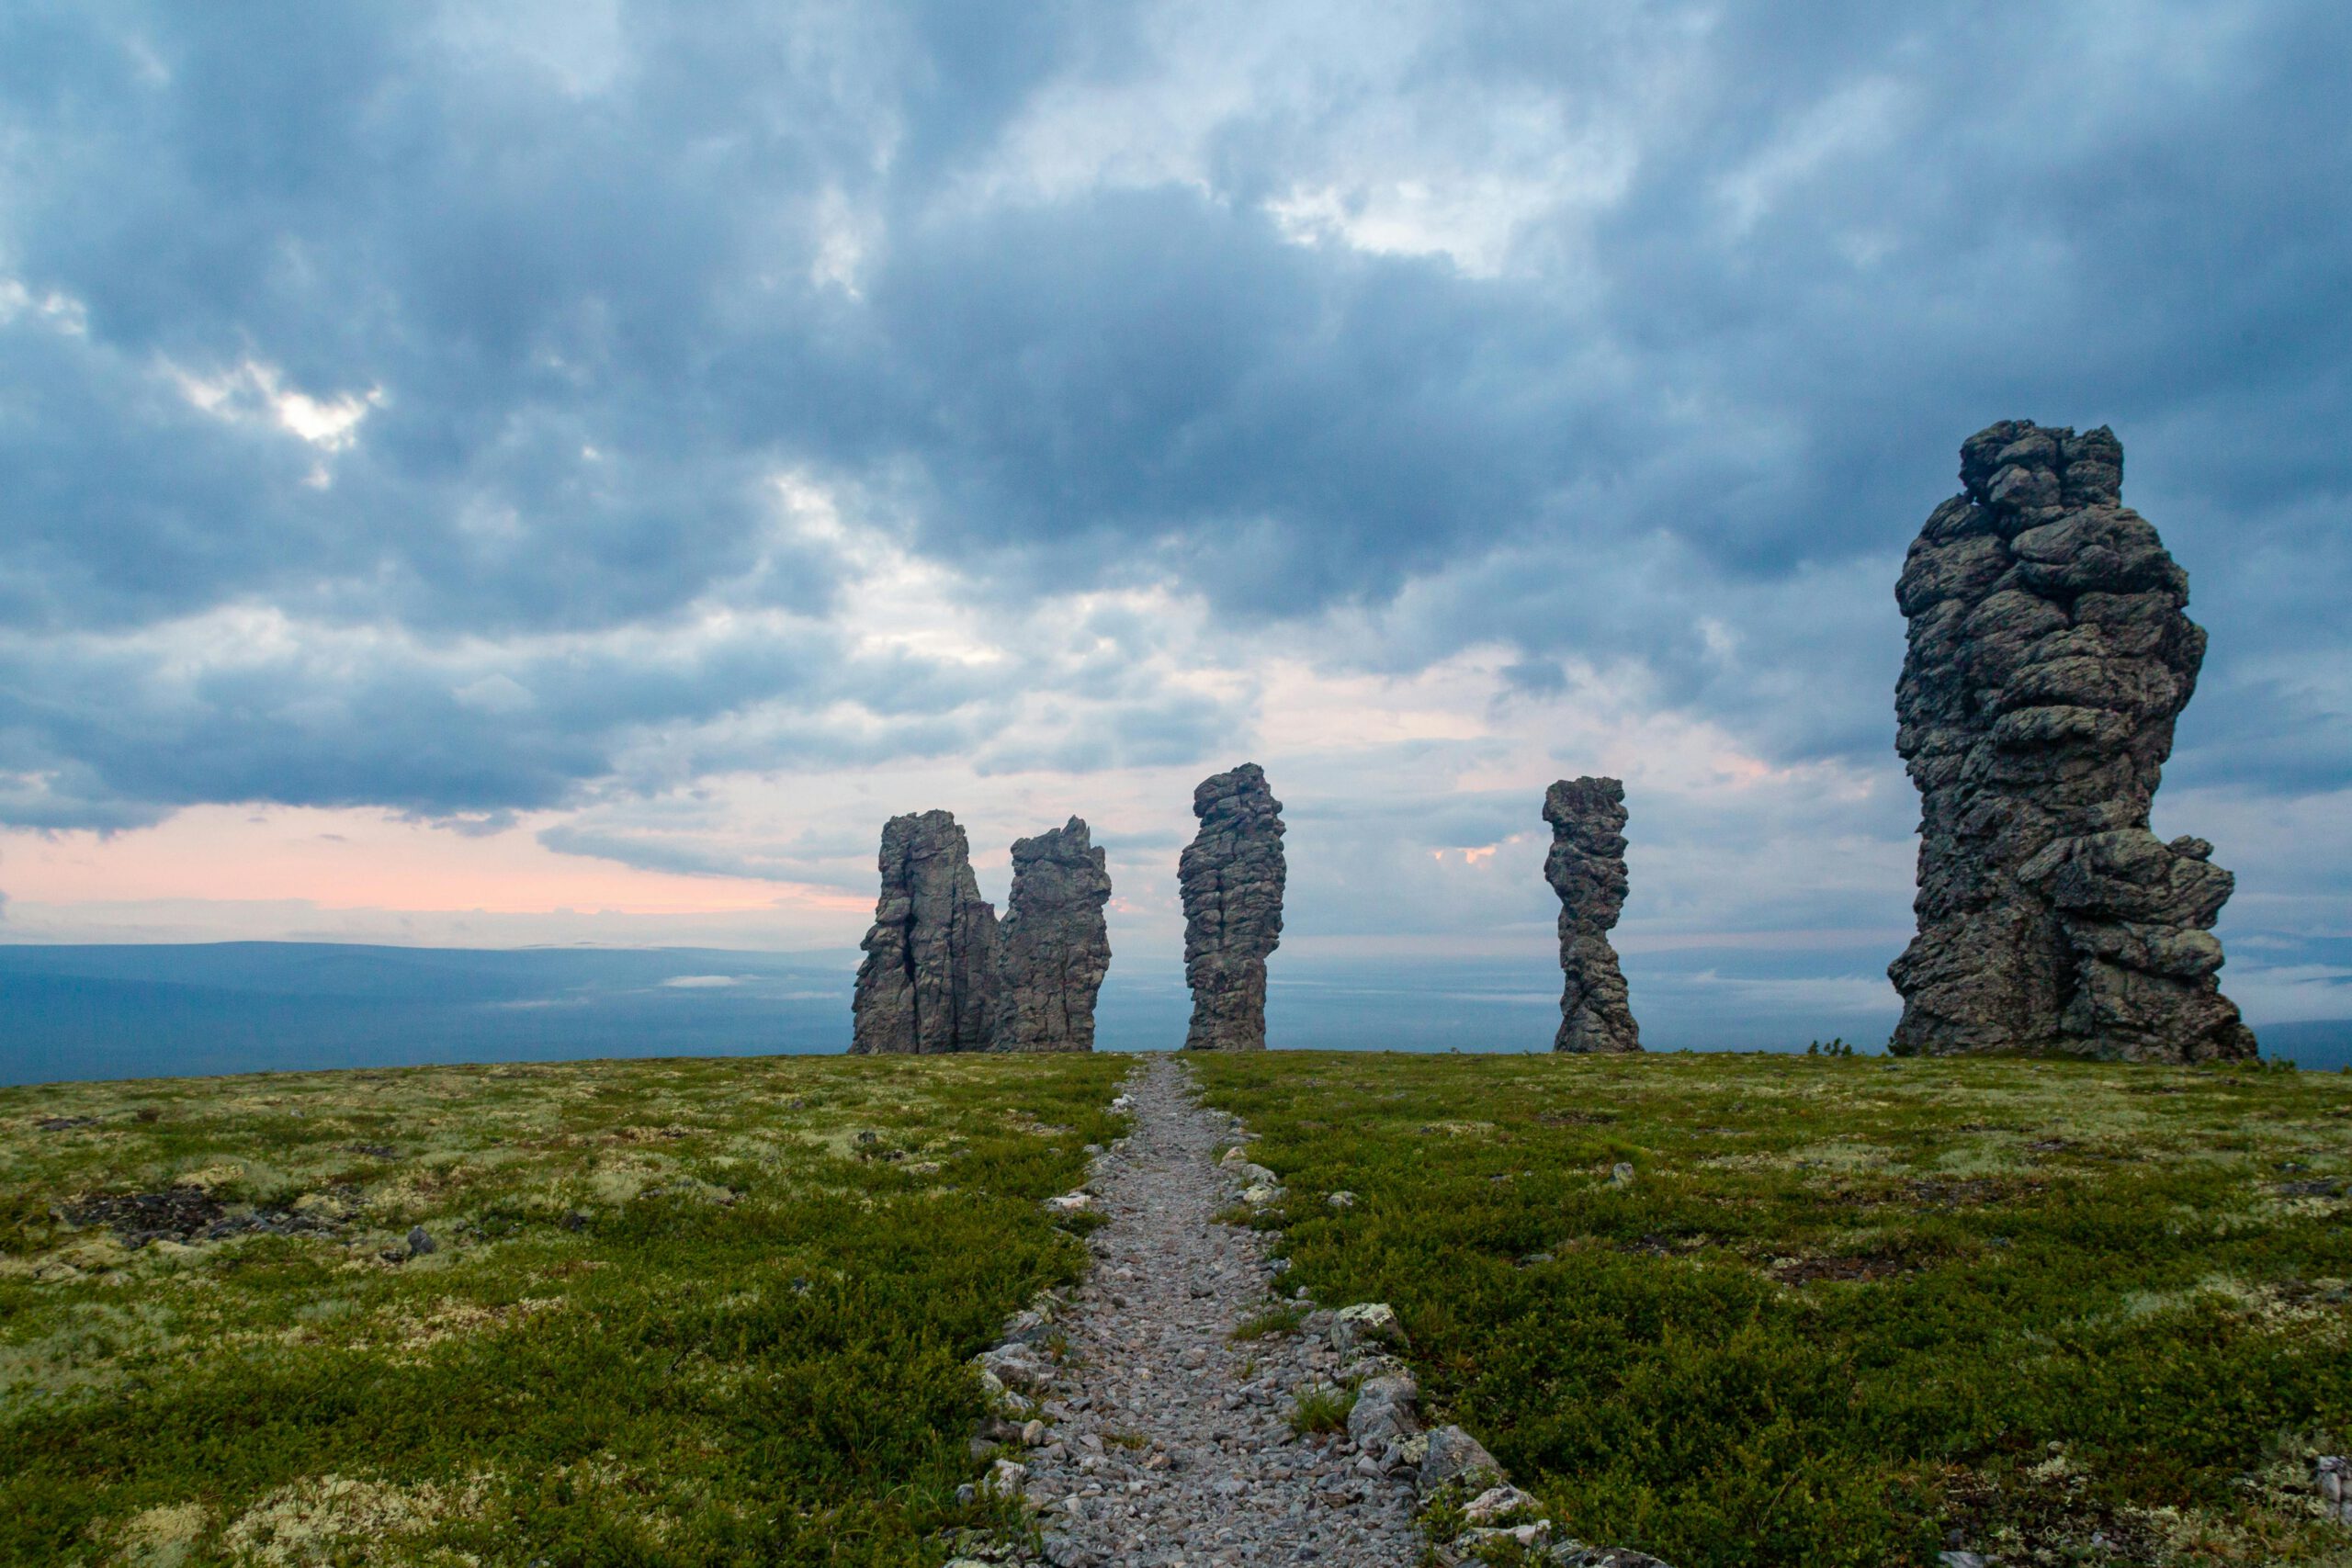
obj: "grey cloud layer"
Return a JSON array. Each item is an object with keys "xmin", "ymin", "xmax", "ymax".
[{"xmin": 1, "ymin": 0, "xmax": 2346, "ymax": 829}]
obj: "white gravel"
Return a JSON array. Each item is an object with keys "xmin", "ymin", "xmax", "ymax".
[{"xmin": 1016, "ymin": 1054, "xmax": 1421, "ymax": 1567}]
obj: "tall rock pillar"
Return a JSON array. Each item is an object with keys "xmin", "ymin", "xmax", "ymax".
[
  {"xmin": 850, "ymin": 809, "xmax": 1001, "ymax": 1055},
  {"xmin": 1544, "ymin": 777, "xmax": 1642, "ymax": 1054},
  {"xmin": 994, "ymin": 817, "xmax": 1114, "ymax": 1052},
  {"xmin": 1180, "ymin": 764, "xmax": 1286, "ymax": 1051},
  {"xmin": 1889, "ymin": 420, "xmax": 2255, "ymax": 1061}
]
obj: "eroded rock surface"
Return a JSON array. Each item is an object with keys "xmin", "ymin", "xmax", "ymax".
[
  {"xmin": 849, "ymin": 809, "xmax": 1001, "ymax": 1055},
  {"xmin": 1544, "ymin": 777, "xmax": 1641, "ymax": 1054},
  {"xmin": 1181, "ymin": 764, "xmax": 1286, "ymax": 1052},
  {"xmin": 994, "ymin": 817, "xmax": 1114, "ymax": 1053},
  {"xmin": 1890, "ymin": 421, "xmax": 2255, "ymax": 1061}
]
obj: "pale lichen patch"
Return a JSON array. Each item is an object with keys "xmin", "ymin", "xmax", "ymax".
[
  {"xmin": 107, "ymin": 1500, "xmax": 209, "ymax": 1567},
  {"xmin": 220, "ymin": 1472, "xmax": 490, "ymax": 1565},
  {"xmin": 364, "ymin": 1294, "xmax": 567, "ymax": 1356}
]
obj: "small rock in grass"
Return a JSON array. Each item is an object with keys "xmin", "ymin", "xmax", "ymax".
[
  {"xmin": 1347, "ymin": 1374, "xmax": 1419, "ymax": 1448},
  {"xmin": 1609, "ymin": 1162, "xmax": 1635, "ymax": 1187},
  {"xmin": 1340, "ymin": 1352, "xmax": 1408, "ymax": 1382},
  {"xmin": 2315, "ymin": 1455, "xmax": 2348, "ymax": 1521},
  {"xmin": 977, "ymin": 1344, "xmax": 1055, "ymax": 1393},
  {"xmin": 1454, "ymin": 1521, "xmax": 1550, "ymax": 1552},
  {"xmin": 1418, "ymin": 1424, "xmax": 1502, "ymax": 1495},
  {"xmin": 1046, "ymin": 1191, "xmax": 1098, "ymax": 1214},
  {"xmin": 1462, "ymin": 1483, "xmax": 1540, "ymax": 1525},
  {"xmin": 1326, "ymin": 1190, "xmax": 1358, "ymax": 1209},
  {"xmin": 1000, "ymin": 1308, "xmax": 1053, "ymax": 1345},
  {"xmin": 983, "ymin": 1457, "xmax": 1027, "ymax": 1496},
  {"xmin": 1240, "ymin": 1183, "xmax": 1281, "ymax": 1205},
  {"xmin": 406, "ymin": 1226, "xmax": 436, "ymax": 1257},
  {"xmin": 1329, "ymin": 1301, "xmax": 1408, "ymax": 1354}
]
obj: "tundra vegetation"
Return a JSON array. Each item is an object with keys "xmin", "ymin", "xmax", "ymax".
[
  {"xmin": 0, "ymin": 1053, "xmax": 1126, "ymax": 1565},
  {"xmin": 1192, "ymin": 1050, "xmax": 2352, "ymax": 1568}
]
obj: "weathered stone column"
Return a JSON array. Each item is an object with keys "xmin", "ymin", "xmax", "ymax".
[
  {"xmin": 1889, "ymin": 420, "xmax": 2255, "ymax": 1061},
  {"xmin": 849, "ymin": 809, "xmax": 1001, "ymax": 1054},
  {"xmin": 993, "ymin": 817, "xmax": 1114, "ymax": 1052},
  {"xmin": 1544, "ymin": 776, "xmax": 1642, "ymax": 1054},
  {"xmin": 1180, "ymin": 764, "xmax": 1286, "ymax": 1051}
]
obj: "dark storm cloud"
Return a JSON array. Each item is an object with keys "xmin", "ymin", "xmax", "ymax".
[{"xmin": 0, "ymin": 0, "xmax": 2345, "ymax": 829}]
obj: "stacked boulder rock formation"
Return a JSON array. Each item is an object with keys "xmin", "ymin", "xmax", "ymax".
[
  {"xmin": 992, "ymin": 818, "xmax": 1114, "ymax": 1053},
  {"xmin": 1544, "ymin": 777, "xmax": 1642, "ymax": 1054},
  {"xmin": 1890, "ymin": 420, "xmax": 2256, "ymax": 1061},
  {"xmin": 849, "ymin": 810, "xmax": 1002, "ymax": 1055},
  {"xmin": 1180, "ymin": 764, "xmax": 1287, "ymax": 1051}
]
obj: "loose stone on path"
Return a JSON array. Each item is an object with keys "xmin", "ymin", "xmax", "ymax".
[{"xmin": 1015, "ymin": 1055, "xmax": 1421, "ymax": 1567}]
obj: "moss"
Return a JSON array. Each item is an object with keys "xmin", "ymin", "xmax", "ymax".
[
  {"xmin": 0, "ymin": 1051, "xmax": 1128, "ymax": 1566},
  {"xmin": 1192, "ymin": 1050, "xmax": 2352, "ymax": 1568}
]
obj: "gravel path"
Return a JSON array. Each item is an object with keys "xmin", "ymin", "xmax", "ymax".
[{"xmin": 1016, "ymin": 1054, "xmax": 1422, "ymax": 1567}]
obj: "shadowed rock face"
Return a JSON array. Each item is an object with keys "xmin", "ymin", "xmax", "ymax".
[
  {"xmin": 993, "ymin": 817, "xmax": 1114, "ymax": 1053},
  {"xmin": 1544, "ymin": 777, "xmax": 1642, "ymax": 1054},
  {"xmin": 1181, "ymin": 764, "xmax": 1286, "ymax": 1052},
  {"xmin": 850, "ymin": 810, "xmax": 1000, "ymax": 1055},
  {"xmin": 1890, "ymin": 421, "xmax": 2256, "ymax": 1062}
]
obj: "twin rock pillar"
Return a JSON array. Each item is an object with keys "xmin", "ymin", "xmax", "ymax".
[
  {"xmin": 1890, "ymin": 421, "xmax": 2254, "ymax": 1061},
  {"xmin": 849, "ymin": 813, "xmax": 1112, "ymax": 1055}
]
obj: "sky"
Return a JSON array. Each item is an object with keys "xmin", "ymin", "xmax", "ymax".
[{"xmin": 1, "ymin": 1, "xmax": 2347, "ymax": 1043}]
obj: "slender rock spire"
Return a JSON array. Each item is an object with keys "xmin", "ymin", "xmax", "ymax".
[
  {"xmin": 994, "ymin": 817, "xmax": 1114, "ymax": 1052},
  {"xmin": 1544, "ymin": 776, "xmax": 1641, "ymax": 1054},
  {"xmin": 1180, "ymin": 764, "xmax": 1285, "ymax": 1051}
]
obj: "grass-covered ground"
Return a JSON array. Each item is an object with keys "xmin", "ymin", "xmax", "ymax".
[
  {"xmin": 1192, "ymin": 1051, "xmax": 2352, "ymax": 1568},
  {"xmin": 0, "ymin": 1052, "xmax": 1127, "ymax": 1567}
]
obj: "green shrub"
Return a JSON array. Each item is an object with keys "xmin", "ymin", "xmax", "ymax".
[
  {"xmin": 0, "ymin": 1052, "xmax": 1131, "ymax": 1566},
  {"xmin": 1230, "ymin": 1303, "xmax": 1308, "ymax": 1341},
  {"xmin": 1195, "ymin": 1050, "xmax": 2352, "ymax": 1568},
  {"xmin": 1289, "ymin": 1382, "xmax": 1357, "ymax": 1436}
]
